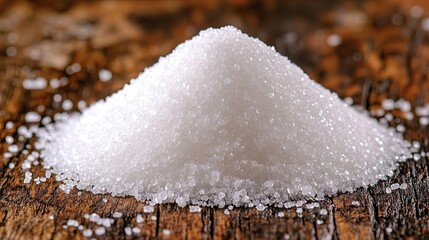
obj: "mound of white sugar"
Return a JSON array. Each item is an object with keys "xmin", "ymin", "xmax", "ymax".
[{"xmin": 36, "ymin": 26, "xmax": 412, "ymax": 208}]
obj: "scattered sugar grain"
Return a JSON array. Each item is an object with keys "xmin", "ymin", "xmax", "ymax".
[
  {"xmin": 25, "ymin": 112, "xmax": 41, "ymax": 123},
  {"xmin": 60, "ymin": 77, "xmax": 68, "ymax": 86},
  {"xmin": 143, "ymin": 205, "xmax": 154, "ymax": 213},
  {"xmin": 351, "ymin": 201, "xmax": 360, "ymax": 206},
  {"xmin": 102, "ymin": 198, "xmax": 108, "ymax": 203},
  {"xmin": 422, "ymin": 17, "xmax": 429, "ymax": 31},
  {"xmin": 386, "ymin": 227, "xmax": 393, "ymax": 234},
  {"xmin": 78, "ymin": 100, "xmax": 87, "ymax": 111},
  {"xmin": 413, "ymin": 153, "xmax": 421, "ymax": 161},
  {"xmin": 22, "ymin": 161, "xmax": 31, "ymax": 170},
  {"xmin": 53, "ymin": 94, "xmax": 62, "ymax": 103},
  {"xmin": 277, "ymin": 212, "xmax": 285, "ymax": 217},
  {"xmin": 23, "ymin": 77, "xmax": 47, "ymax": 90},
  {"xmin": 3, "ymin": 152, "xmax": 12, "ymax": 158},
  {"xmin": 385, "ymin": 187, "xmax": 392, "ymax": 194},
  {"xmin": 95, "ymin": 227, "xmax": 105, "ymax": 236},
  {"xmin": 101, "ymin": 218, "xmax": 112, "ymax": 227},
  {"xmin": 416, "ymin": 105, "xmax": 429, "ymax": 116},
  {"xmin": 5, "ymin": 121, "xmax": 13, "ymax": 129},
  {"xmin": 48, "ymin": 215, "xmax": 54, "ymax": 220},
  {"xmin": 5, "ymin": 136, "xmax": 14, "ymax": 144},
  {"xmin": 150, "ymin": 216, "xmax": 157, "ymax": 221},
  {"xmin": 6, "ymin": 47, "xmax": 17, "ymax": 57},
  {"xmin": 396, "ymin": 124, "xmax": 405, "ymax": 133},
  {"xmin": 67, "ymin": 219, "xmax": 79, "ymax": 227},
  {"xmin": 8, "ymin": 145, "xmax": 19, "ymax": 153},
  {"xmin": 224, "ymin": 209, "xmax": 230, "ymax": 215},
  {"xmin": 255, "ymin": 204, "xmax": 266, "ymax": 211},
  {"xmin": 373, "ymin": 109, "xmax": 385, "ymax": 117},
  {"xmin": 420, "ymin": 117, "xmax": 429, "ymax": 126},
  {"xmin": 35, "ymin": 26, "xmax": 412, "ymax": 209},
  {"xmin": 113, "ymin": 212, "xmax": 123, "ymax": 218},
  {"xmin": 395, "ymin": 99, "xmax": 411, "ymax": 112},
  {"xmin": 404, "ymin": 112, "xmax": 414, "ymax": 120},
  {"xmin": 390, "ymin": 183, "xmax": 400, "ymax": 190},
  {"xmin": 132, "ymin": 227, "xmax": 141, "ymax": 234},
  {"xmin": 189, "ymin": 206, "xmax": 202, "ymax": 212},
  {"xmin": 89, "ymin": 213, "xmax": 100, "ymax": 222},
  {"xmin": 411, "ymin": 5, "xmax": 424, "ymax": 18},
  {"xmin": 7, "ymin": 33, "xmax": 19, "ymax": 44},
  {"xmin": 82, "ymin": 229, "xmax": 93, "ymax": 237},
  {"xmin": 125, "ymin": 227, "xmax": 132, "ymax": 236},
  {"xmin": 37, "ymin": 105, "xmax": 45, "ymax": 112},
  {"xmin": 136, "ymin": 214, "xmax": 144, "ymax": 223},
  {"xmin": 384, "ymin": 113, "xmax": 394, "ymax": 121},
  {"xmin": 382, "ymin": 99, "xmax": 395, "ymax": 110},
  {"xmin": 62, "ymin": 100, "xmax": 73, "ymax": 111},
  {"xmin": 162, "ymin": 229, "xmax": 171, "ymax": 236},
  {"xmin": 99, "ymin": 69, "xmax": 112, "ymax": 82},
  {"xmin": 42, "ymin": 116, "xmax": 52, "ymax": 126},
  {"xmin": 50, "ymin": 78, "xmax": 61, "ymax": 89},
  {"xmin": 8, "ymin": 162, "xmax": 15, "ymax": 169},
  {"xmin": 327, "ymin": 34, "xmax": 341, "ymax": 47},
  {"xmin": 319, "ymin": 209, "xmax": 328, "ymax": 215},
  {"xmin": 66, "ymin": 63, "xmax": 81, "ymax": 75}
]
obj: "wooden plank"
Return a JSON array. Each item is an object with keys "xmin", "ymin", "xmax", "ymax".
[{"xmin": 1, "ymin": 0, "xmax": 429, "ymax": 239}]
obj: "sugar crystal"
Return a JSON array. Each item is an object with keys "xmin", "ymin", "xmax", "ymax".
[
  {"xmin": 125, "ymin": 227, "xmax": 132, "ymax": 235},
  {"xmin": 95, "ymin": 227, "xmax": 105, "ymax": 236},
  {"xmin": 25, "ymin": 112, "xmax": 41, "ymax": 123},
  {"xmin": 82, "ymin": 229, "xmax": 93, "ymax": 237},
  {"xmin": 99, "ymin": 69, "xmax": 112, "ymax": 82}
]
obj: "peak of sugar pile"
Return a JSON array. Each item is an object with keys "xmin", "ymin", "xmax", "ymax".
[{"xmin": 36, "ymin": 26, "xmax": 411, "ymax": 208}]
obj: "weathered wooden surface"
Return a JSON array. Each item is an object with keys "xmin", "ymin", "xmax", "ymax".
[{"xmin": 1, "ymin": 0, "xmax": 429, "ymax": 239}]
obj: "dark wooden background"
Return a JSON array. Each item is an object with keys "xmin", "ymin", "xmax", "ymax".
[{"xmin": 1, "ymin": 0, "xmax": 429, "ymax": 239}]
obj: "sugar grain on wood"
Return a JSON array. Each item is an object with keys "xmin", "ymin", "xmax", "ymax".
[{"xmin": 36, "ymin": 26, "xmax": 411, "ymax": 209}]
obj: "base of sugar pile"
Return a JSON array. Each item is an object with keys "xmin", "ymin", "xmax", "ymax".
[{"xmin": 25, "ymin": 26, "xmax": 415, "ymax": 210}]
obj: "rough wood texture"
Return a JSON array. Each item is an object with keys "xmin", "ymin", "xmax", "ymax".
[{"xmin": 1, "ymin": 0, "xmax": 429, "ymax": 239}]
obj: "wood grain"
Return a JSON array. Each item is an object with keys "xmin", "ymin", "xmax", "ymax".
[{"xmin": 1, "ymin": 0, "xmax": 429, "ymax": 239}]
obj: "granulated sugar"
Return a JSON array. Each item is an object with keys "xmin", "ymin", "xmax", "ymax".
[{"xmin": 36, "ymin": 26, "xmax": 412, "ymax": 209}]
